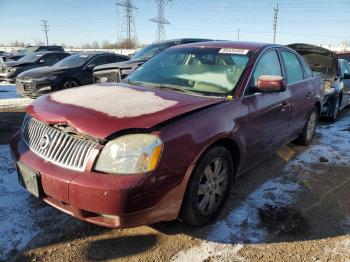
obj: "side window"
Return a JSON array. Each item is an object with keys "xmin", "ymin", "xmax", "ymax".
[
  {"xmin": 252, "ymin": 50, "xmax": 282, "ymax": 86},
  {"xmin": 281, "ymin": 51, "xmax": 304, "ymax": 84},
  {"xmin": 90, "ymin": 55, "xmax": 110, "ymax": 66},
  {"xmin": 301, "ymin": 58, "xmax": 313, "ymax": 78},
  {"xmin": 42, "ymin": 54, "xmax": 59, "ymax": 65}
]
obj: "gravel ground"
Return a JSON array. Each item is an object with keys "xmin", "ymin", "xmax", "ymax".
[{"xmin": 0, "ymin": 92, "xmax": 349, "ymax": 261}]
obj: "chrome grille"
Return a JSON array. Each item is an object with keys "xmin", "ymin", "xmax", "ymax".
[
  {"xmin": 16, "ymin": 80, "xmax": 36, "ymax": 93},
  {"xmin": 22, "ymin": 118, "xmax": 97, "ymax": 171},
  {"xmin": 93, "ymin": 69, "xmax": 119, "ymax": 83}
]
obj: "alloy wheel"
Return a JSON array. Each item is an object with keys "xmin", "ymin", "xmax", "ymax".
[
  {"xmin": 306, "ymin": 110, "xmax": 317, "ymax": 141},
  {"xmin": 196, "ymin": 158, "xmax": 229, "ymax": 215}
]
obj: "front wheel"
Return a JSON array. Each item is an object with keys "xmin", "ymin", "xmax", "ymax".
[
  {"xmin": 295, "ymin": 107, "xmax": 319, "ymax": 146},
  {"xmin": 60, "ymin": 79, "xmax": 79, "ymax": 89},
  {"xmin": 180, "ymin": 146, "xmax": 234, "ymax": 226}
]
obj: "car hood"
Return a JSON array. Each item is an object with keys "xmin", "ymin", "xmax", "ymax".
[
  {"xmin": 93, "ymin": 59, "xmax": 147, "ymax": 72},
  {"xmin": 3, "ymin": 60, "xmax": 30, "ymax": 67},
  {"xmin": 27, "ymin": 83, "xmax": 226, "ymax": 140},
  {"xmin": 288, "ymin": 43, "xmax": 338, "ymax": 77},
  {"xmin": 17, "ymin": 66, "xmax": 66, "ymax": 79}
]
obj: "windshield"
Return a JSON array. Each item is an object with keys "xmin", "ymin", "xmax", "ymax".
[
  {"xmin": 54, "ymin": 53, "xmax": 91, "ymax": 68},
  {"xmin": 17, "ymin": 53, "xmax": 43, "ymax": 63},
  {"xmin": 127, "ymin": 47, "xmax": 251, "ymax": 95},
  {"xmin": 19, "ymin": 47, "xmax": 37, "ymax": 54},
  {"xmin": 131, "ymin": 41, "xmax": 178, "ymax": 61}
]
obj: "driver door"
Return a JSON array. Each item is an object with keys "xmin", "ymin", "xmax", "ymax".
[{"xmin": 242, "ymin": 49, "xmax": 291, "ymax": 167}]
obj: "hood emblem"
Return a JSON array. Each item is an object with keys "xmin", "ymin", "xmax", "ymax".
[{"xmin": 39, "ymin": 134, "xmax": 53, "ymax": 150}]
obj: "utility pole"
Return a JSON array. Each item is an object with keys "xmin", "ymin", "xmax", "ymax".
[
  {"xmin": 237, "ymin": 28, "xmax": 240, "ymax": 41},
  {"xmin": 41, "ymin": 19, "xmax": 49, "ymax": 46},
  {"xmin": 150, "ymin": 0, "xmax": 171, "ymax": 42},
  {"xmin": 273, "ymin": 2, "xmax": 279, "ymax": 44},
  {"xmin": 116, "ymin": 0, "xmax": 138, "ymax": 49}
]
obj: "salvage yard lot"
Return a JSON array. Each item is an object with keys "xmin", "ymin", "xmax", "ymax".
[{"xmin": 0, "ymin": 85, "xmax": 349, "ymax": 261}]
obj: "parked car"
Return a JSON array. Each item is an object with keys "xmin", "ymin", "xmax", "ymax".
[
  {"xmin": 337, "ymin": 52, "xmax": 350, "ymax": 63},
  {"xmin": 16, "ymin": 52, "xmax": 130, "ymax": 98},
  {"xmin": 0, "ymin": 51, "xmax": 69, "ymax": 83},
  {"xmin": 289, "ymin": 44, "xmax": 350, "ymax": 121},
  {"xmin": 93, "ymin": 38, "xmax": 212, "ymax": 83},
  {"xmin": 11, "ymin": 41, "xmax": 322, "ymax": 228},
  {"xmin": 3, "ymin": 45, "xmax": 65, "ymax": 62}
]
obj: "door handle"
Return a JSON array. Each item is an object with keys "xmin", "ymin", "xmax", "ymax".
[{"xmin": 281, "ymin": 101, "xmax": 289, "ymax": 112}]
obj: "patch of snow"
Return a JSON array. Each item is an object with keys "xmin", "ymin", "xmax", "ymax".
[
  {"xmin": 0, "ymin": 145, "xmax": 40, "ymax": 259},
  {"xmin": 50, "ymin": 85, "xmax": 178, "ymax": 118},
  {"xmin": 0, "ymin": 97, "xmax": 33, "ymax": 112},
  {"xmin": 208, "ymin": 177, "xmax": 300, "ymax": 244},
  {"xmin": 0, "ymin": 84, "xmax": 19, "ymax": 99},
  {"xmin": 0, "ymin": 145, "xmax": 82, "ymax": 260},
  {"xmin": 172, "ymin": 242, "xmax": 244, "ymax": 262},
  {"xmin": 289, "ymin": 111, "xmax": 350, "ymax": 166}
]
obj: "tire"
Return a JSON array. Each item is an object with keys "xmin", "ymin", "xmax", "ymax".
[
  {"xmin": 295, "ymin": 106, "xmax": 319, "ymax": 146},
  {"xmin": 180, "ymin": 146, "xmax": 234, "ymax": 226},
  {"xmin": 60, "ymin": 78, "xmax": 79, "ymax": 89},
  {"xmin": 329, "ymin": 96, "xmax": 341, "ymax": 122}
]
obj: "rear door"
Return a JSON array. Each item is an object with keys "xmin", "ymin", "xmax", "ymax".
[
  {"xmin": 243, "ymin": 48, "xmax": 291, "ymax": 166},
  {"xmin": 280, "ymin": 49, "xmax": 313, "ymax": 136}
]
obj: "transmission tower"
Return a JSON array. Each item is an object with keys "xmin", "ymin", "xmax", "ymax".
[
  {"xmin": 41, "ymin": 19, "xmax": 49, "ymax": 46},
  {"xmin": 272, "ymin": 2, "xmax": 279, "ymax": 44},
  {"xmin": 116, "ymin": 0, "xmax": 138, "ymax": 48},
  {"xmin": 150, "ymin": 0, "xmax": 171, "ymax": 42}
]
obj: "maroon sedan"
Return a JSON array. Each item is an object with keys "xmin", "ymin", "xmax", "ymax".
[{"xmin": 10, "ymin": 41, "xmax": 323, "ymax": 228}]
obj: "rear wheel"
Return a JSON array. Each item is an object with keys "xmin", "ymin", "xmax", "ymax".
[
  {"xmin": 295, "ymin": 106, "xmax": 318, "ymax": 146},
  {"xmin": 330, "ymin": 96, "xmax": 341, "ymax": 122},
  {"xmin": 180, "ymin": 146, "xmax": 234, "ymax": 226}
]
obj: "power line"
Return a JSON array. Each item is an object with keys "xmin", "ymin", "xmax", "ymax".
[
  {"xmin": 273, "ymin": 2, "xmax": 279, "ymax": 44},
  {"xmin": 116, "ymin": 0, "xmax": 137, "ymax": 48},
  {"xmin": 150, "ymin": 0, "xmax": 171, "ymax": 42},
  {"xmin": 41, "ymin": 19, "xmax": 49, "ymax": 46}
]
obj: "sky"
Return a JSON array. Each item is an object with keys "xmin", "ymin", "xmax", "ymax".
[{"xmin": 0, "ymin": 0, "xmax": 349, "ymax": 47}]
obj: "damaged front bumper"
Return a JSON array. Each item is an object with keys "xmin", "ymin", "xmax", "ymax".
[{"xmin": 10, "ymin": 134, "xmax": 183, "ymax": 228}]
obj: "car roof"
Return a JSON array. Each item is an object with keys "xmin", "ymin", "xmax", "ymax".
[
  {"xmin": 76, "ymin": 51, "xmax": 115, "ymax": 56},
  {"xmin": 171, "ymin": 40, "xmax": 273, "ymax": 51},
  {"xmin": 28, "ymin": 51, "xmax": 68, "ymax": 55}
]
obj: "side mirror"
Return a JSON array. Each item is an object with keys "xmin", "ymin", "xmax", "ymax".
[
  {"xmin": 256, "ymin": 75, "xmax": 286, "ymax": 92},
  {"xmin": 39, "ymin": 59, "xmax": 45, "ymax": 64},
  {"xmin": 343, "ymin": 73, "xmax": 350, "ymax": 80},
  {"xmin": 87, "ymin": 63, "xmax": 95, "ymax": 69}
]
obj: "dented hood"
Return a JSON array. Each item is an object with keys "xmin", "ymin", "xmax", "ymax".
[{"xmin": 27, "ymin": 83, "xmax": 225, "ymax": 139}]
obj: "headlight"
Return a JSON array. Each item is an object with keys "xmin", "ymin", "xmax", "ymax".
[
  {"xmin": 9, "ymin": 67, "xmax": 18, "ymax": 72},
  {"xmin": 324, "ymin": 87, "xmax": 335, "ymax": 95},
  {"xmin": 120, "ymin": 68, "xmax": 133, "ymax": 75},
  {"xmin": 94, "ymin": 134, "xmax": 163, "ymax": 174},
  {"xmin": 34, "ymin": 75, "xmax": 57, "ymax": 81}
]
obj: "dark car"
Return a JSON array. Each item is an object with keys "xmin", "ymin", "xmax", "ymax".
[
  {"xmin": 16, "ymin": 52, "xmax": 130, "ymax": 98},
  {"xmin": 289, "ymin": 44, "xmax": 350, "ymax": 121},
  {"xmin": 93, "ymin": 38, "xmax": 212, "ymax": 83},
  {"xmin": 3, "ymin": 46, "xmax": 65, "ymax": 62},
  {"xmin": 337, "ymin": 52, "xmax": 350, "ymax": 63},
  {"xmin": 11, "ymin": 41, "xmax": 322, "ymax": 228},
  {"xmin": 0, "ymin": 51, "xmax": 69, "ymax": 83}
]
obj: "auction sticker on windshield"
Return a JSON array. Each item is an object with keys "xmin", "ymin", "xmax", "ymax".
[{"xmin": 219, "ymin": 48, "xmax": 249, "ymax": 55}]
